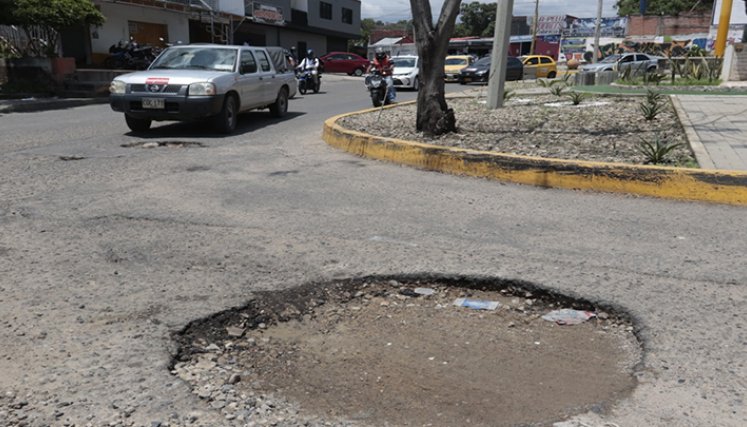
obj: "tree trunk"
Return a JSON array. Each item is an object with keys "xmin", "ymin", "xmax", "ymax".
[{"xmin": 410, "ymin": 0, "xmax": 462, "ymax": 136}]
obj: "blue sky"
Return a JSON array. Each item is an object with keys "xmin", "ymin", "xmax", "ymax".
[{"xmin": 361, "ymin": 0, "xmax": 620, "ymax": 22}]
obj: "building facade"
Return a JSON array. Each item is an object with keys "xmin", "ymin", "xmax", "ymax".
[
  {"xmin": 236, "ymin": 0, "xmax": 361, "ymax": 57},
  {"xmin": 74, "ymin": 0, "xmax": 360, "ymax": 66}
]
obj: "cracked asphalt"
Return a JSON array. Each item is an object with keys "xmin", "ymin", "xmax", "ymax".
[{"xmin": 0, "ymin": 75, "xmax": 745, "ymax": 426}]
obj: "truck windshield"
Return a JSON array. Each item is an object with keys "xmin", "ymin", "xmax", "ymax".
[{"xmin": 150, "ymin": 47, "xmax": 238, "ymax": 72}]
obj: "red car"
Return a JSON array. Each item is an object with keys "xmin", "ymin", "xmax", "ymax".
[{"xmin": 319, "ymin": 52, "xmax": 370, "ymax": 76}]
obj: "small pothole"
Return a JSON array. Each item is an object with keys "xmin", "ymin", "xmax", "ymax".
[
  {"xmin": 120, "ymin": 140, "xmax": 205, "ymax": 148},
  {"xmin": 173, "ymin": 276, "xmax": 642, "ymax": 426}
]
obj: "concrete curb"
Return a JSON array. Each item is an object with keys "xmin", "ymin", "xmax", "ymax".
[
  {"xmin": 0, "ymin": 98, "xmax": 109, "ymax": 114},
  {"xmin": 323, "ymin": 104, "xmax": 747, "ymax": 206}
]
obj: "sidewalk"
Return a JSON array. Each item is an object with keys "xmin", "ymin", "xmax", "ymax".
[
  {"xmin": 675, "ymin": 94, "xmax": 747, "ymax": 171},
  {"xmin": 0, "ymin": 96, "xmax": 108, "ymax": 114}
]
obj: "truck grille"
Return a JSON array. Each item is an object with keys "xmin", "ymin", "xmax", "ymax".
[{"xmin": 130, "ymin": 84, "xmax": 183, "ymax": 94}]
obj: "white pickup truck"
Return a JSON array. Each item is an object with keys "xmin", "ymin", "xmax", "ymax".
[{"xmin": 110, "ymin": 44, "xmax": 297, "ymax": 134}]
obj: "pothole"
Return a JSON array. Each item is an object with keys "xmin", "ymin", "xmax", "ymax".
[
  {"xmin": 120, "ymin": 140, "xmax": 205, "ymax": 148},
  {"xmin": 173, "ymin": 277, "xmax": 642, "ymax": 426}
]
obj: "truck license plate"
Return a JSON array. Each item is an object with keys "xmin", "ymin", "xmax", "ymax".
[{"xmin": 142, "ymin": 98, "xmax": 164, "ymax": 109}]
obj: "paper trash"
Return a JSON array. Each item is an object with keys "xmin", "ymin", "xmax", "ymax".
[
  {"xmin": 453, "ymin": 298, "xmax": 500, "ymax": 310},
  {"xmin": 541, "ymin": 309, "xmax": 596, "ymax": 325}
]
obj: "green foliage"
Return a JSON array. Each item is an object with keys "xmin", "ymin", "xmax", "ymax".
[
  {"xmin": 672, "ymin": 57, "xmax": 722, "ymax": 82},
  {"xmin": 10, "ymin": 0, "xmax": 104, "ymax": 29},
  {"xmin": 454, "ymin": 1, "xmax": 497, "ymax": 37},
  {"xmin": 549, "ymin": 85, "xmax": 565, "ymax": 96},
  {"xmin": 0, "ymin": 36, "xmax": 21, "ymax": 59},
  {"xmin": 637, "ymin": 135, "xmax": 683, "ymax": 164},
  {"xmin": 503, "ymin": 89, "xmax": 515, "ymax": 101},
  {"xmin": 566, "ymin": 91, "xmax": 585, "ymax": 105},
  {"xmin": 645, "ymin": 88, "xmax": 664, "ymax": 104},
  {"xmin": 640, "ymin": 89, "xmax": 666, "ymax": 120},
  {"xmin": 643, "ymin": 71, "xmax": 666, "ymax": 85},
  {"xmin": 2, "ymin": 0, "xmax": 104, "ymax": 57},
  {"xmin": 538, "ymin": 77, "xmax": 569, "ymax": 96},
  {"xmin": 615, "ymin": 0, "xmax": 714, "ymax": 16},
  {"xmin": 350, "ymin": 18, "xmax": 377, "ymax": 48}
]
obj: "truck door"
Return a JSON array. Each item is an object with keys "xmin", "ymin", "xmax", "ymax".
[
  {"xmin": 237, "ymin": 49, "xmax": 262, "ymax": 110},
  {"xmin": 254, "ymin": 49, "xmax": 276, "ymax": 104}
]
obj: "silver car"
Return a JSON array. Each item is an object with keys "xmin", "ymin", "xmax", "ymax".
[
  {"xmin": 579, "ymin": 53, "xmax": 662, "ymax": 74},
  {"xmin": 110, "ymin": 44, "xmax": 297, "ymax": 134}
]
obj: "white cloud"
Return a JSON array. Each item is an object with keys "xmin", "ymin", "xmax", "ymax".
[{"xmin": 361, "ymin": 0, "xmax": 619, "ymax": 21}]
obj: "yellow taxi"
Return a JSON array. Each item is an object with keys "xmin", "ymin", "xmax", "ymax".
[
  {"xmin": 444, "ymin": 55, "xmax": 474, "ymax": 82},
  {"xmin": 521, "ymin": 55, "xmax": 558, "ymax": 79}
]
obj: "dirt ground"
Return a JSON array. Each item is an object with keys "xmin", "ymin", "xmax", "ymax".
[
  {"xmin": 338, "ymin": 94, "xmax": 696, "ymax": 166},
  {"xmin": 174, "ymin": 279, "xmax": 641, "ymax": 426}
]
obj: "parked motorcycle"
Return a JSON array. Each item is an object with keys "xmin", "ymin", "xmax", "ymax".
[
  {"xmin": 105, "ymin": 39, "xmax": 156, "ymax": 70},
  {"xmin": 364, "ymin": 69, "xmax": 389, "ymax": 107},
  {"xmin": 296, "ymin": 69, "xmax": 320, "ymax": 95}
]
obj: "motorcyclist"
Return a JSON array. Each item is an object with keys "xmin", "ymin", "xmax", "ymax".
[
  {"xmin": 367, "ymin": 47, "xmax": 395, "ymax": 102},
  {"xmin": 297, "ymin": 48, "xmax": 320, "ymax": 89},
  {"xmin": 289, "ymin": 46, "xmax": 298, "ymax": 67}
]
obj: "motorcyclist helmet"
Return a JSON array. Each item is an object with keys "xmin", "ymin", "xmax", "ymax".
[
  {"xmin": 306, "ymin": 48, "xmax": 314, "ymax": 59},
  {"xmin": 375, "ymin": 47, "xmax": 386, "ymax": 61}
]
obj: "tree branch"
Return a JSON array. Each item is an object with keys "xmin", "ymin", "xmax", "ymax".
[{"xmin": 435, "ymin": 0, "xmax": 462, "ymax": 39}]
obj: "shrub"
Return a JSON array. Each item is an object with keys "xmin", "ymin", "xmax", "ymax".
[
  {"xmin": 566, "ymin": 91, "xmax": 585, "ymax": 105},
  {"xmin": 637, "ymin": 135, "xmax": 683, "ymax": 164},
  {"xmin": 640, "ymin": 89, "xmax": 665, "ymax": 121}
]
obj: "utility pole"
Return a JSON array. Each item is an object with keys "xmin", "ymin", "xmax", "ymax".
[
  {"xmin": 487, "ymin": 0, "xmax": 515, "ymax": 109},
  {"xmin": 592, "ymin": 0, "xmax": 603, "ymax": 63},
  {"xmin": 529, "ymin": 0, "xmax": 539, "ymax": 55},
  {"xmin": 715, "ymin": 0, "xmax": 734, "ymax": 57}
]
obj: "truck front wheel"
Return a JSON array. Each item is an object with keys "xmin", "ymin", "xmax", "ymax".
[
  {"xmin": 125, "ymin": 114, "xmax": 151, "ymax": 133},
  {"xmin": 213, "ymin": 94, "xmax": 238, "ymax": 134}
]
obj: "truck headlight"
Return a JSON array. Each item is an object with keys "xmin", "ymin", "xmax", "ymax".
[
  {"xmin": 188, "ymin": 82, "xmax": 216, "ymax": 96},
  {"xmin": 109, "ymin": 80, "xmax": 126, "ymax": 95}
]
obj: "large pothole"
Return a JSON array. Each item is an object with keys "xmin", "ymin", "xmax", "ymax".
[{"xmin": 173, "ymin": 277, "xmax": 642, "ymax": 426}]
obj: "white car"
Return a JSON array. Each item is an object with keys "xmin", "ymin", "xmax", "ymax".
[{"xmin": 391, "ymin": 55, "xmax": 420, "ymax": 90}]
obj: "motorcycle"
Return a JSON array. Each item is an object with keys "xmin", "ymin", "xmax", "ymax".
[
  {"xmin": 296, "ymin": 69, "xmax": 320, "ymax": 95},
  {"xmin": 364, "ymin": 69, "xmax": 390, "ymax": 107},
  {"xmin": 105, "ymin": 39, "xmax": 156, "ymax": 70}
]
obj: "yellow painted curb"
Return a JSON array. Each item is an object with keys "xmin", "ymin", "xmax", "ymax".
[{"xmin": 323, "ymin": 106, "xmax": 747, "ymax": 206}]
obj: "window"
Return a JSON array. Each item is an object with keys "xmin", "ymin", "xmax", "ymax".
[
  {"xmin": 540, "ymin": 57, "xmax": 553, "ymax": 64},
  {"xmin": 240, "ymin": 50, "xmax": 257, "ymax": 74},
  {"xmin": 150, "ymin": 47, "xmax": 237, "ymax": 72},
  {"xmin": 525, "ymin": 57, "xmax": 539, "ymax": 65},
  {"xmin": 256, "ymin": 50, "xmax": 271, "ymax": 72},
  {"xmin": 320, "ymin": 2, "xmax": 332, "ymax": 20},
  {"xmin": 342, "ymin": 7, "xmax": 353, "ymax": 24}
]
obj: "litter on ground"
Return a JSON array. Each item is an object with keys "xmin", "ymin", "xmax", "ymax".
[
  {"xmin": 453, "ymin": 298, "xmax": 500, "ymax": 310},
  {"xmin": 542, "ymin": 309, "xmax": 596, "ymax": 325}
]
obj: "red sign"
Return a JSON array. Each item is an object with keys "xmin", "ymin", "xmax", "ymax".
[{"xmin": 146, "ymin": 78, "xmax": 169, "ymax": 85}]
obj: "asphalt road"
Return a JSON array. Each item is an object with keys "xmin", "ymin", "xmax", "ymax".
[{"xmin": 0, "ymin": 75, "xmax": 745, "ymax": 426}]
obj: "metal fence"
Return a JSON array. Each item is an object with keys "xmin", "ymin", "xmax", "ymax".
[{"xmin": 0, "ymin": 25, "xmax": 60, "ymax": 58}]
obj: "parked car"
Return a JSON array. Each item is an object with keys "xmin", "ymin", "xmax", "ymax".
[
  {"xmin": 319, "ymin": 51, "xmax": 370, "ymax": 76},
  {"xmin": 109, "ymin": 44, "xmax": 297, "ymax": 134},
  {"xmin": 444, "ymin": 55, "xmax": 474, "ymax": 82},
  {"xmin": 459, "ymin": 56, "xmax": 523, "ymax": 84},
  {"xmin": 520, "ymin": 55, "xmax": 557, "ymax": 78},
  {"xmin": 391, "ymin": 55, "xmax": 420, "ymax": 90},
  {"xmin": 579, "ymin": 53, "xmax": 662, "ymax": 73}
]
